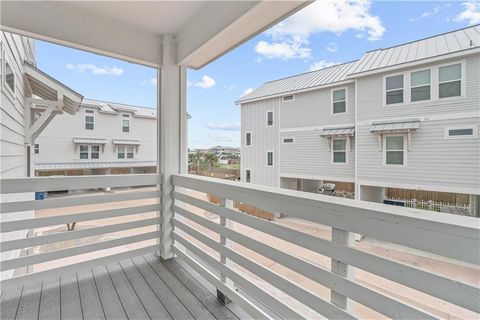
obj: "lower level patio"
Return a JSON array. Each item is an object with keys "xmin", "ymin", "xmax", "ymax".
[{"xmin": 0, "ymin": 253, "xmax": 246, "ymax": 320}]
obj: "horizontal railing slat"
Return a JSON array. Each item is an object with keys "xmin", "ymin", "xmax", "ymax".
[
  {"xmin": 173, "ymin": 219, "xmax": 356, "ymax": 320},
  {"xmin": 173, "ymin": 247, "xmax": 272, "ymax": 320},
  {"xmin": 1, "ymin": 174, "xmax": 160, "ymax": 194},
  {"xmin": 173, "ymin": 174, "xmax": 480, "ymax": 264},
  {"xmin": 174, "ymin": 234, "xmax": 305, "ymax": 320},
  {"xmin": 174, "ymin": 191, "xmax": 480, "ymax": 313},
  {"xmin": 174, "ymin": 205, "xmax": 435, "ymax": 319},
  {"xmin": 1, "ymin": 217, "xmax": 160, "ymax": 253},
  {"xmin": 0, "ymin": 245, "xmax": 159, "ymax": 289},
  {"xmin": 1, "ymin": 189, "xmax": 160, "ymax": 214},
  {"xmin": 1, "ymin": 204, "xmax": 160, "ymax": 233},
  {"xmin": 1, "ymin": 231, "xmax": 158, "ymax": 271}
]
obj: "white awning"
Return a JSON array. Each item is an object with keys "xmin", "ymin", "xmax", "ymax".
[
  {"xmin": 112, "ymin": 139, "xmax": 141, "ymax": 145},
  {"xmin": 370, "ymin": 119, "xmax": 420, "ymax": 133},
  {"xmin": 73, "ymin": 138, "xmax": 107, "ymax": 144},
  {"xmin": 35, "ymin": 161, "xmax": 156, "ymax": 171},
  {"xmin": 319, "ymin": 127, "xmax": 355, "ymax": 137}
]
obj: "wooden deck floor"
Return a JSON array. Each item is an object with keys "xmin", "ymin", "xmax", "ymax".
[{"xmin": 0, "ymin": 254, "xmax": 248, "ymax": 320}]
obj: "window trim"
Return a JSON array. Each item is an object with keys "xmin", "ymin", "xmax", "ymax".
[
  {"xmin": 266, "ymin": 110, "xmax": 274, "ymax": 127},
  {"xmin": 245, "ymin": 131, "xmax": 252, "ymax": 146},
  {"xmin": 3, "ymin": 54, "xmax": 15, "ymax": 98},
  {"xmin": 445, "ymin": 126, "xmax": 477, "ymax": 139},
  {"xmin": 266, "ymin": 151, "xmax": 274, "ymax": 167},
  {"xmin": 126, "ymin": 146, "xmax": 134, "ymax": 159},
  {"xmin": 282, "ymin": 95, "xmax": 295, "ymax": 103},
  {"xmin": 245, "ymin": 169, "xmax": 251, "ymax": 183},
  {"xmin": 331, "ymin": 87, "xmax": 348, "ymax": 115},
  {"xmin": 79, "ymin": 144, "xmax": 89, "ymax": 160},
  {"xmin": 383, "ymin": 134, "xmax": 407, "ymax": 166},
  {"xmin": 331, "ymin": 137, "xmax": 348, "ymax": 165},
  {"xmin": 282, "ymin": 137, "xmax": 295, "ymax": 144},
  {"xmin": 437, "ymin": 60, "xmax": 465, "ymax": 100},
  {"xmin": 117, "ymin": 145, "xmax": 126, "ymax": 159},
  {"xmin": 122, "ymin": 118, "xmax": 130, "ymax": 132},
  {"xmin": 384, "ymin": 73, "xmax": 405, "ymax": 106},
  {"xmin": 85, "ymin": 110, "xmax": 95, "ymax": 130},
  {"xmin": 409, "ymin": 68, "xmax": 432, "ymax": 103}
]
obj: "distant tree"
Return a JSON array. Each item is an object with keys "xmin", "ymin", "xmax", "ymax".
[
  {"xmin": 189, "ymin": 153, "xmax": 201, "ymax": 171},
  {"xmin": 203, "ymin": 153, "xmax": 218, "ymax": 171}
]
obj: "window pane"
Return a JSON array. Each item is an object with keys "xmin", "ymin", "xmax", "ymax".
[
  {"xmin": 439, "ymin": 81, "xmax": 461, "ymax": 98},
  {"xmin": 123, "ymin": 120, "xmax": 129, "ymax": 126},
  {"xmin": 411, "ymin": 70, "xmax": 430, "ymax": 87},
  {"xmin": 118, "ymin": 153, "xmax": 125, "ymax": 159},
  {"xmin": 267, "ymin": 152, "xmax": 273, "ymax": 165},
  {"xmin": 86, "ymin": 123, "xmax": 94, "ymax": 130},
  {"xmin": 411, "ymin": 85, "xmax": 430, "ymax": 101},
  {"xmin": 267, "ymin": 112, "xmax": 273, "ymax": 126},
  {"xmin": 333, "ymin": 101, "xmax": 346, "ymax": 113},
  {"xmin": 449, "ymin": 128, "xmax": 473, "ymax": 136},
  {"xmin": 123, "ymin": 126, "xmax": 129, "ymax": 132},
  {"xmin": 5, "ymin": 61, "xmax": 14, "ymax": 92},
  {"xmin": 333, "ymin": 139, "xmax": 346, "ymax": 151},
  {"xmin": 386, "ymin": 75, "xmax": 403, "ymax": 90},
  {"xmin": 386, "ymin": 151, "xmax": 404, "ymax": 165},
  {"xmin": 439, "ymin": 64, "xmax": 461, "ymax": 82},
  {"xmin": 80, "ymin": 145, "xmax": 88, "ymax": 152},
  {"xmin": 246, "ymin": 133, "xmax": 251, "ymax": 145},
  {"xmin": 91, "ymin": 152, "xmax": 99, "ymax": 159},
  {"xmin": 127, "ymin": 152, "xmax": 134, "ymax": 159},
  {"xmin": 283, "ymin": 138, "xmax": 294, "ymax": 143},
  {"xmin": 91, "ymin": 146, "xmax": 99, "ymax": 152},
  {"xmin": 333, "ymin": 89, "xmax": 346, "ymax": 102},
  {"xmin": 386, "ymin": 136, "xmax": 404, "ymax": 150},
  {"xmin": 386, "ymin": 89, "xmax": 403, "ymax": 104},
  {"xmin": 80, "ymin": 153, "xmax": 88, "ymax": 159},
  {"xmin": 246, "ymin": 170, "xmax": 251, "ymax": 182},
  {"xmin": 333, "ymin": 152, "xmax": 346, "ymax": 163},
  {"xmin": 86, "ymin": 116, "xmax": 94, "ymax": 122}
]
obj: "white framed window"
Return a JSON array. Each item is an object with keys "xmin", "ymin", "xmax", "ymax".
[
  {"xmin": 85, "ymin": 110, "xmax": 94, "ymax": 130},
  {"xmin": 266, "ymin": 151, "xmax": 274, "ymax": 166},
  {"xmin": 79, "ymin": 145, "xmax": 89, "ymax": 159},
  {"xmin": 127, "ymin": 146, "xmax": 134, "ymax": 159},
  {"xmin": 332, "ymin": 138, "xmax": 347, "ymax": 164},
  {"xmin": 91, "ymin": 145, "xmax": 100, "ymax": 159},
  {"xmin": 332, "ymin": 88, "xmax": 347, "ymax": 114},
  {"xmin": 282, "ymin": 137, "xmax": 294, "ymax": 144},
  {"xmin": 282, "ymin": 95, "xmax": 294, "ymax": 102},
  {"xmin": 266, "ymin": 110, "xmax": 274, "ymax": 127},
  {"xmin": 445, "ymin": 126, "xmax": 477, "ymax": 139},
  {"xmin": 122, "ymin": 119, "xmax": 130, "ymax": 132},
  {"xmin": 245, "ymin": 132, "xmax": 252, "ymax": 146},
  {"xmin": 384, "ymin": 135, "xmax": 406, "ymax": 165},
  {"xmin": 385, "ymin": 74, "xmax": 404, "ymax": 105},
  {"xmin": 410, "ymin": 69, "xmax": 431, "ymax": 102},
  {"xmin": 118, "ymin": 146, "xmax": 125, "ymax": 159},
  {"xmin": 34, "ymin": 144, "xmax": 39, "ymax": 154},
  {"xmin": 4, "ymin": 57, "xmax": 15, "ymax": 95},
  {"xmin": 439, "ymin": 63, "xmax": 462, "ymax": 98},
  {"xmin": 245, "ymin": 169, "xmax": 251, "ymax": 183}
]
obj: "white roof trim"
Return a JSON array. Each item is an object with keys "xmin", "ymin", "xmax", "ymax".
[
  {"xmin": 73, "ymin": 138, "xmax": 107, "ymax": 144},
  {"xmin": 112, "ymin": 139, "xmax": 141, "ymax": 145},
  {"xmin": 35, "ymin": 161, "xmax": 156, "ymax": 171}
]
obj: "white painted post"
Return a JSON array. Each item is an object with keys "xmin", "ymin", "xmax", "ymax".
[
  {"xmin": 157, "ymin": 34, "xmax": 187, "ymax": 259},
  {"xmin": 218, "ymin": 197, "xmax": 233, "ymax": 304},
  {"xmin": 331, "ymin": 228, "xmax": 354, "ymax": 311}
]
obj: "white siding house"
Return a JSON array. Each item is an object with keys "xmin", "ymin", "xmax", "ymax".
[{"xmin": 238, "ymin": 26, "xmax": 480, "ymax": 215}]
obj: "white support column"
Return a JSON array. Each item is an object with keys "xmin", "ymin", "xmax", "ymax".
[
  {"xmin": 218, "ymin": 197, "xmax": 234, "ymax": 304},
  {"xmin": 157, "ymin": 34, "xmax": 187, "ymax": 259},
  {"xmin": 330, "ymin": 228, "xmax": 354, "ymax": 311}
]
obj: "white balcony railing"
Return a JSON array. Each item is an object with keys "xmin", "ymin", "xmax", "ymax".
[
  {"xmin": 1, "ymin": 174, "xmax": 161, "ymax": 287},
  {"xmin": 172, "ymin": 174, "xmax": 479, "ymax": 319}
]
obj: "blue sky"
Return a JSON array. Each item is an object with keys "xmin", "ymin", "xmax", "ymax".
[{"xmin": 35, "ymin": 0, "xmax": 479, "ymax": 149}]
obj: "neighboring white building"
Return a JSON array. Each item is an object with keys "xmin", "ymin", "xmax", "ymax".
[
  {"xmin": 34, "ymin": 99, "xmax": 158, "ymax": 176},
  {"xmin": 238, "ymin": 26, "xmax": 480, "ymax": 215}
]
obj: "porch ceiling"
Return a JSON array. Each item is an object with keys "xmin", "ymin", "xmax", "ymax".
[{"xmin": 0, "ymin": 1, "xmax": 309, "ymax": 68}]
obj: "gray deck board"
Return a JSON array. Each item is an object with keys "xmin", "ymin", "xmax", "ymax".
[{"xmin": 0, "ymin": 255, "xmax": 246, "ymax": 320}]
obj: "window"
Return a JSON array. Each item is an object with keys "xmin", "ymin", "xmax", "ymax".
[
  {"xmin": 79, "ymin": 145, "xmax": 89, "ymax": 159},
  {"xmin": 385, "ymin": 136, "xmax": 405, "ymax": 165},
  {"xmin": 118, "ymin": 146, "xmax": 125, "ymax": 159},
  {"xmin": 411, "ymin": 69, "xmax": 431, "ymax": 102},
  {"xmin": 266, "ymin": 111, "xmax": 274, "ymax": 127},
  {"xmin": 439, "ymin": 63, "xmax": 461, "ymax": 98},
  {"xmin": 34, "ymin": 144, "xmax": 39, "ymax": 154},
  {"xmin": 85, "ymin": 110, "xmax": 94, "ymax": 130},
  {"xmin": 385, "ymin": 74, "xmax": 404, "ymax": 104},
  {"xmin": 122, "ymin": 119, "xmax": 130, "ymax": 132},
  {"xmin": 91, "ymin": 145, "xmax": 100, "ymax": 159},
  {"xmin": 332, "ymin": 88, "xmax": 346, "ymax": 114},
  {"xmin": 267, "ymin": 151, "xmax": 273, "ymax": 166},
  {"xmin": 282, "ymin": 137, "xmax": 294, "ymax": 143},
  {"xmin": 5, "ymin": 59, "xmax": 14, "ymax": 93},
  {"xmin": 246, "ymin": 132, "xmax": 252, "ymax": 146},
  {"xmin": 245, "ymin": 170, "xmax": 251, "ymax": 183},
  {"xmin": 445, "ymin": 126, "xmax": 476, "ymax": 139},
  {"xmin": 332, "ymin": 139, "xmax": 347, "ymax": 163},
  {"xmin": 282, "ymin": 95, "xmax": 294, "ymax": 102},
  {"xmin": 127, "ymin": 146, "xmax": 134, "ymax": 159}
]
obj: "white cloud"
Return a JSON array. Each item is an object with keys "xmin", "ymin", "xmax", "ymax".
[
  {"xmin": 454, "ymin": 1, "xmax": 480, "ymax": 25},
  {"xmin": 189, "ymin": 75, "xmax": 216, "ymax": 89},
  {"xmin": 254, "ymin": 40, "xmax": 311, "ymax": 60},
  {"xmin": 325, "ymin": 42, "xmax": 338, "ymax": 53},
  {"xmin": 142, "ymin": 77, "xmax": 157, "ymax": 86},
  {"xmin": 209, "ymin": 133, "xmax": 238, "ymax": 143},
  {"xmin": 224, "ymin": 85, "xmax": 235, "ymax": 91},
  {"xmin": 409, "ymin": 6, "xmax": 440, "ymax": 22},
  {"xmin": 66, "ymin": 63, "xmax": 124, "ymax": 76},
  {"xmin": 205, "ymin": 122, "xmax": 241, "ymax": 131},
  {"xmin": 308, "ymin": 60, "xmax": 339, "ymax": 72},
  {"xmin": 243, "ymin": 88, "xmax": 254, "ymax": 96}
]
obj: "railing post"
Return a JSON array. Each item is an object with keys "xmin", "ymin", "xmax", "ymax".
[
  {"xmin": 331, "ymin": 228, "xmax": 354, "ymax": 311},
  {"xmin": 217, "ymin": 197, "xmax": 233, "ymax": 304}
]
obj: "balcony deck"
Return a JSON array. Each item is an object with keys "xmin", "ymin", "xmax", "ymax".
[{"xmin": 0, "ymin": 253, "xmax": 245, "ymax": 320}]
